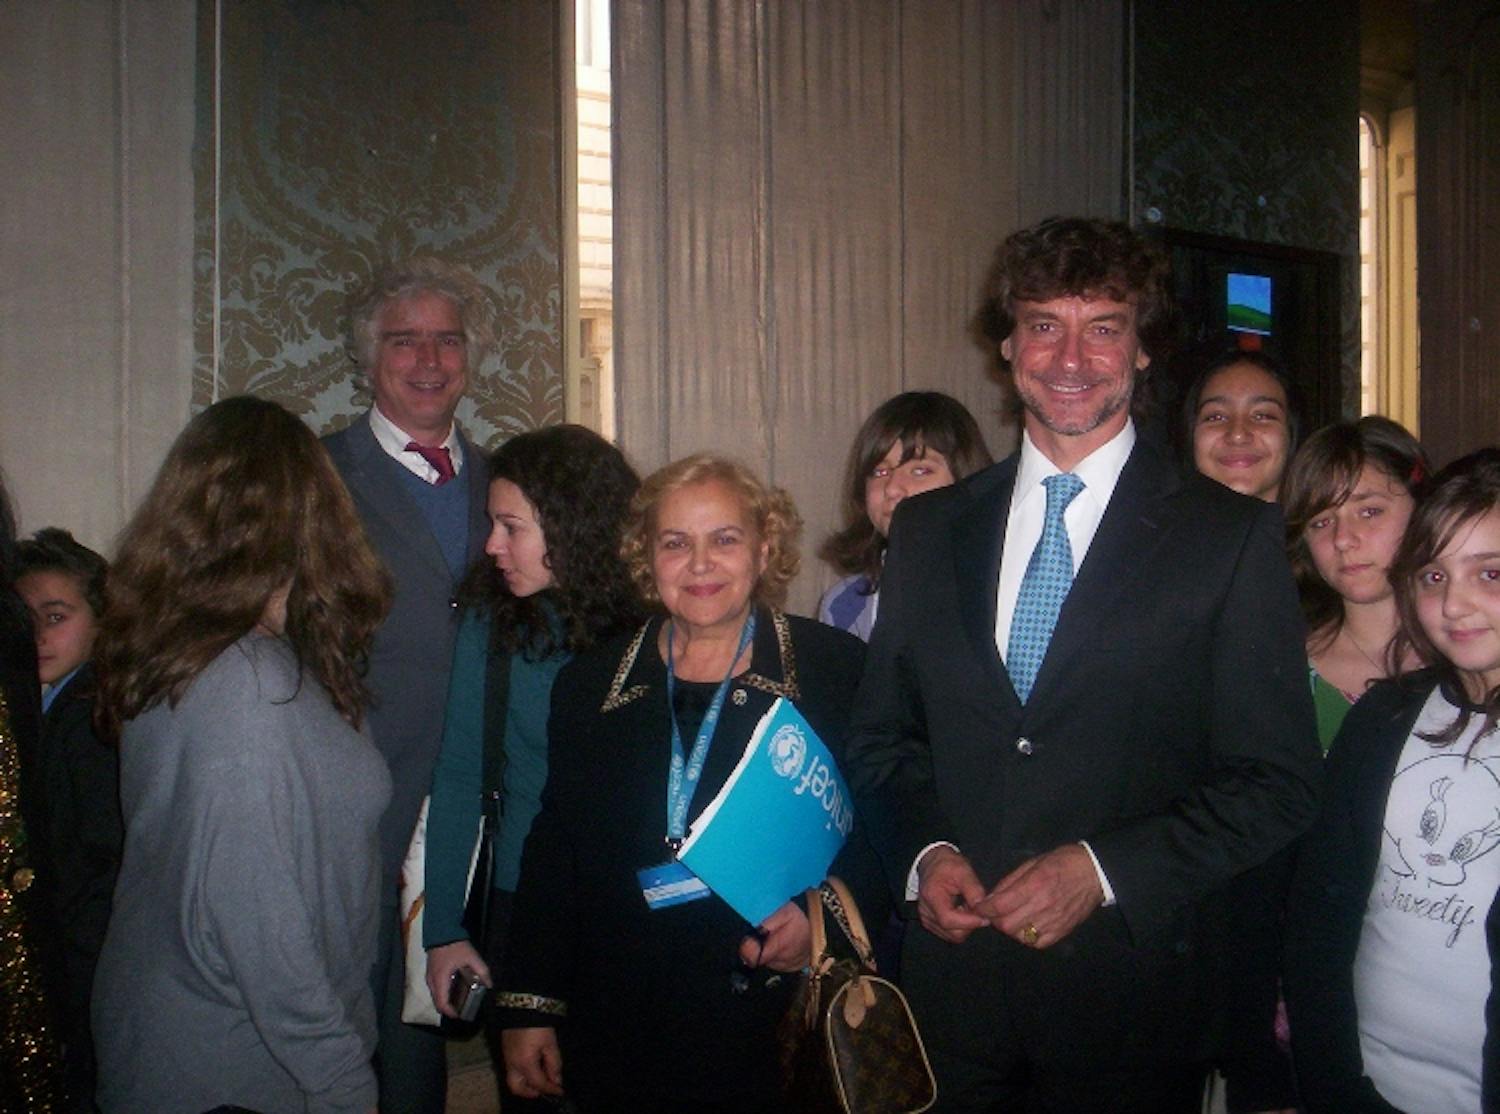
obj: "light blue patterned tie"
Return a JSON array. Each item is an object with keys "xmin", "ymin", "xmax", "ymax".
[{"xmin": 1006, "ymin": 473, "xmax": 1085, "ymax": 703}]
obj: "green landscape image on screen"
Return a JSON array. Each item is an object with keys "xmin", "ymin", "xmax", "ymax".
[{"xmin": 1227, "ymin": 272, "xmax": 1272, "ymax": 335}]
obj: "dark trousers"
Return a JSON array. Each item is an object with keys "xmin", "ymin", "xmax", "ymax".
[
  {"xmin": 371, "ymin": 904, "xmax": 448, "ymax": 1114},
  {"xmin": 904, "ymin": 923, "xmax": 1210, "ymax": 1114}
]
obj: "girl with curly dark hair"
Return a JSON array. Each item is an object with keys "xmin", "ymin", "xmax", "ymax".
[{"xmin": 422, "ymin": 425, "xmax": 641, "ymax": 1036}]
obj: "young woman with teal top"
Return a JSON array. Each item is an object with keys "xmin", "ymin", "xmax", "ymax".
[
  {"xmin": 1283, "ymin": 417, "xmax": 1429, "ymax": 750},
  {"xmin": 422, "ymin": 425, "xmax": 640, "ymax": 1026}
]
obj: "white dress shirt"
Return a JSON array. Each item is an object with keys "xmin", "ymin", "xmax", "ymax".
[
  {"xmin": 908, "ymin": 420, "xmax": 1137, "ymax": 903},
  {"xmin": 368, "ymin": 405, "xmax": 465, "ymax": 484},
  {"xmin": 993, "ymin": 422, "xmax": 1135, "ymax": 657}
]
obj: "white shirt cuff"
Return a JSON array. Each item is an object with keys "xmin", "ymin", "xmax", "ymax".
[
  {"xmin": 1079, "ymin": 840, "xmax": 1116, "ymax": 907},
  {"xmin": 905, "ymin": 841, "xmax": 959, "ymax": 900},
  {"xmin": 907, "ymin": 840, "xmax": 1115, "ymax": 907}
]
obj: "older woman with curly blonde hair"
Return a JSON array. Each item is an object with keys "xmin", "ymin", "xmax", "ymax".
[{"xmin": 495, "ymin": 453, "xmax": 882, "ymax": 1113}]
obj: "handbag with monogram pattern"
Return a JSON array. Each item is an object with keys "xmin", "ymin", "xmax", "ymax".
[{"xmin": 779, "ymin": 877, "xmax": 936, "ymax": 1114}]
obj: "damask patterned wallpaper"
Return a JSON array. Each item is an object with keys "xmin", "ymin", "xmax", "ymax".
[
  {"xmin": 1131, "ymin": 1, "xmax": 1361, "ymax": 416},
  {"xmin": 192, "ymin": 0, "xmax": 563, "ymax": 448}
]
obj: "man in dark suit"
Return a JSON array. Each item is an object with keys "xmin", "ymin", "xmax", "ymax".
[
  {"xmin": 323, "ymin": 257, "xmax": 492, "ymax": 1113},
  {"xmin": 844, "ymin": 217, "xmax": 1322, "ymax": 1112}
]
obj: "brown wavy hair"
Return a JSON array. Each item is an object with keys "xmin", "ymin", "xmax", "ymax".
[
  {"xmin": 821, "ymin": 391, "xmax": 993, "ymax": 585},
  {"xmin": 621, "ymin": 454, "xmax": 801, "ymax": 610},
  {"xmin": 96, "ymin": 397, "xmax": 391, "ymax": 737},
  {"xmin": 972, "ymin": 216, "xmax": 1176, "ymax": 414},
  {"xmin": 1282, "ymin": 416, "xmax": 1428, "ymax": 654}
]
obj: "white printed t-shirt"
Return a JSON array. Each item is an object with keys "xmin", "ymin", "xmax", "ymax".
[{"xmin": 1353, "ymin": 685, "xmax": 1500, "ymax": 1113}]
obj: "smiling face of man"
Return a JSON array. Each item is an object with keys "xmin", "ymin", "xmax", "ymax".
[
  {"xmin": 1000, "ymin": 294, "xmax": 1149, "ymax": 470},
  {"xmin": 369, "ymin": 290, "xmax": 468, "ymax": 445}
]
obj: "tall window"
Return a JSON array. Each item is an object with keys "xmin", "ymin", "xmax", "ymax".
[
  {"xmin": 1358, "ymin": 106, "xmax": 1419, "ymax": 431},
  {"xmin": 570, "ymin": 0, "xmax": 614, "ymax": 437},
  {"xmin": 1359, "ymin": 115, "xmax": 1379, "ymax": 416}
]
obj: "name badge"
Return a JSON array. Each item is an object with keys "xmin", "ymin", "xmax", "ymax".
[{"xmin": 638, "ymin": 860, "xmax": 710, "ymax": 910}]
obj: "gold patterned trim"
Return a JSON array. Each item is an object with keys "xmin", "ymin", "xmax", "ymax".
[
  {"xmin": 599, "ymin": 610, "xmax": 802, "ymax": 712},
  {"xmin": 738, "ymin": 610, "xmax": 800, "ymax": 701},
  {"xmin": 495, "ymin": 992, "xmax": 568, "ymax": 1017},
  {"xmin": 600, "ymin": 621, "xmax": 653, "ymax": 712}
]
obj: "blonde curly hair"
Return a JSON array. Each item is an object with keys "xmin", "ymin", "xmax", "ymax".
[{"xmin": 621, "ymin": 454, "xmax": 801, "ymax": 610}]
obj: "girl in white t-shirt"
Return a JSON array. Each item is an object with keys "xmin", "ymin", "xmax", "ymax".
[{"xmin": 1285, "ymin": 447, "xmax": 1500, "ymax": 1114}]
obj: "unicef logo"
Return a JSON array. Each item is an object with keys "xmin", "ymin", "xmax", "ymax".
[{"xmin": 769, "ymin": 724, "xmax": 807, "ymax": 779}]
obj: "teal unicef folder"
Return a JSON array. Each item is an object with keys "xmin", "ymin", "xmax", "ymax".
[{"xmin": 677, "ymin": 697, "xmax": 853, "ymax": 925}]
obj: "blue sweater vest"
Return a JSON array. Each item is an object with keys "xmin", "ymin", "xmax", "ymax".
[{"xmin": 394, "ymin": 462, "xmax": 472, "ymax": 580}]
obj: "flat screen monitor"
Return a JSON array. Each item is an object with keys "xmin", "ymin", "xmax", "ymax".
[{"xmin": 1227, "ymin": 272, "xmax": 1272, "ymax": 336}]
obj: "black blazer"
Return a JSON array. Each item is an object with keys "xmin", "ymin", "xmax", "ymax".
[
  {"xmin": 845, "ymin": 435, "xmax": 1323, "ymax": 1061},
  {"xmin": 498, "ymin": 609, "xmax": 878, "ymax": 1110},
  {"xmin": 37, "ymin": 663, "xmax": 119, "ymax": 1104},
  {"xmin": 1284, "ymin": 671, "xmax": 1499, "ymax": 1114},
  {"xmin": 38, "ymin": 665, "xmax": 120, "ymax": 989}
]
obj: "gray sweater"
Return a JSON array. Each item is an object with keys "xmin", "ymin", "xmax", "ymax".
[{"xmin": 93, "ymin": 635, "xmax": 390, "ymax": 1113}]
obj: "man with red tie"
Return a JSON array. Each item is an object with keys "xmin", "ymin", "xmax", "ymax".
[{"xmin": 323, "ymin": 257, "xmax": 493, "ymax": 1114}]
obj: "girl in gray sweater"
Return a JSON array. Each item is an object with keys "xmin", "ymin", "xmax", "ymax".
[{"xmin": 91, "ymin": 397, "xmax": 393, "ymax": 1114}]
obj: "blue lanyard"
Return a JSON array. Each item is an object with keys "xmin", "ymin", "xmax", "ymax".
[{"xmin": 664, "ymin": 611, "xmax": 757, "ymax": 852}]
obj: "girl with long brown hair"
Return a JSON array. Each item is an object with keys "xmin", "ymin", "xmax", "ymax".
[
  {"xmin": 1286, "ymin": 447, "xmax": 1500, "ymax": 1113},
  {"xmin": 1282, "ymin": 416, "xmax": 1429, "ymax": 749},
  {"xmin": 818, "ymin": 392, "xmax": 991, "ymax": 640},
  {"xmin": 92, "ymin": 396, "xmax": 391, "ymax": 1114}
]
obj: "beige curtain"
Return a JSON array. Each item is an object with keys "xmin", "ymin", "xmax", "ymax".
[
  {"xmin": 614, "ymin": 0, "xmax": 1123, "ymax": 614},
  {"xmin": 0, "ymin": 1, "xmax": 196, "ymax": 553}
]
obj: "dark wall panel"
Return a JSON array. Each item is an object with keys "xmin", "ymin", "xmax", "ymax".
[{"xmin": 1130, "ymin": 1, "xmax": 1361, "ymax": 425}]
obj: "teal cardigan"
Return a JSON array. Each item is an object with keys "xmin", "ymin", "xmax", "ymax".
[{"xmin": 422, "ymin": 610, "xmax": 569, "ymax": 948}]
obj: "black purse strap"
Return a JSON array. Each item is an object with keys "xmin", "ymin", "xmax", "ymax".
[{"xmin": 480, "ymin": 641, "xmax": 512, "ymax": 822}]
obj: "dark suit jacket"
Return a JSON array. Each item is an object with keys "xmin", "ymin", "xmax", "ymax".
[
  {"xmin": 845, "ymin": 434, "xmax": 1322, "ymax": 1065},
  {"xmin": 323, "ymin": 416, "xmax": 488, "ymax": 900},
  {"xmin": 1284, "ymin": 671, "xmax": 1498, "ymax": 1114},
  {"xmin": 38, "ymin": 665, "xmax": 120, "ymax": 1007}
]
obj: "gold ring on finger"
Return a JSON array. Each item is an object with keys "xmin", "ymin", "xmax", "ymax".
[{"xmin": 1021, "ymin": 923, "xmax": 1040, "ymax": 947}]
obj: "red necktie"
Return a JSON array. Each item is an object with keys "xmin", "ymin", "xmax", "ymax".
[{"xmin": 405, "ymin": 442, "xmax": 455, "ymax": 486}]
